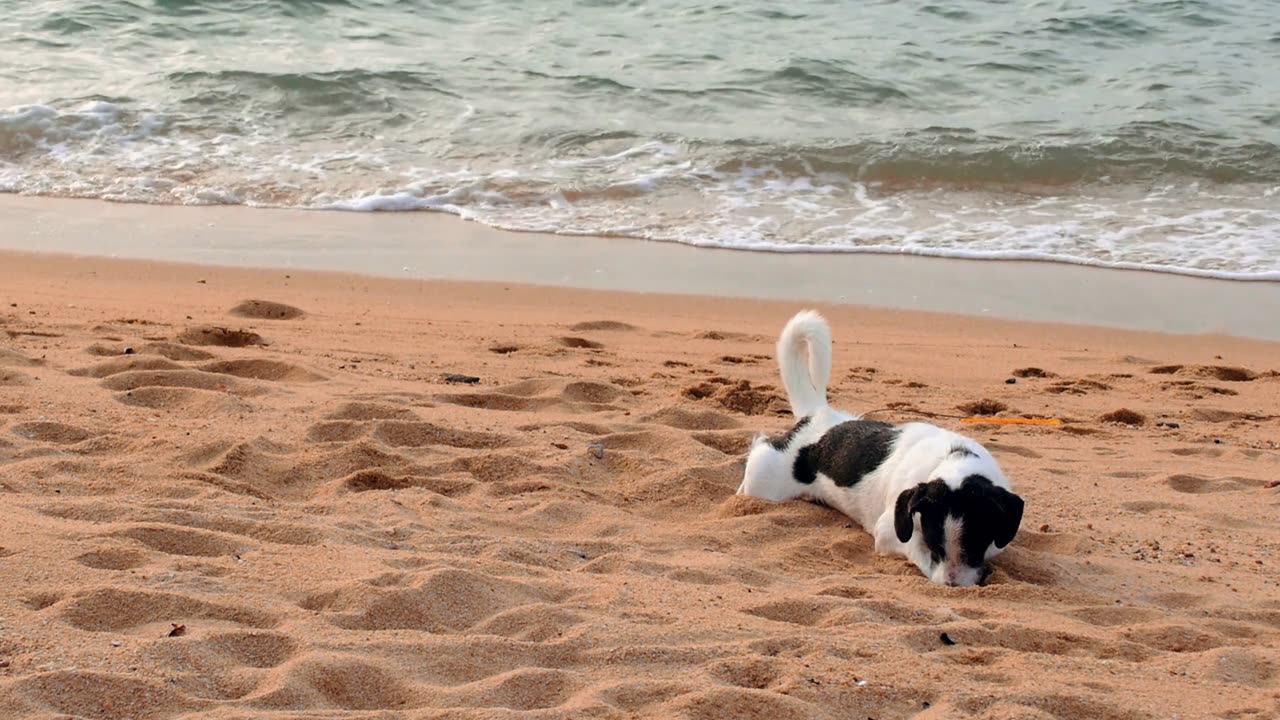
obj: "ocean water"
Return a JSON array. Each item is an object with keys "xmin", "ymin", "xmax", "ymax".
[{"xmin": 2, "ymin": 0, "xmax": 1278, "ymax": 279}]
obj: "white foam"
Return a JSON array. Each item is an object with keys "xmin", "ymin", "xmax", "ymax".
[{"xmin": 4, "ymin": 102, "xmax": 1279, "ymax": 281}]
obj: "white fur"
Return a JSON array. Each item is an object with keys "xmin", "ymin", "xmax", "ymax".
[{"xmin": 737, "ymin": 310, "xmax": 1015, "ymax": 586}]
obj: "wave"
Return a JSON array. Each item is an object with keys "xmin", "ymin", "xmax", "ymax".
[{"xmin": 3, "ymin": 101, "xmax": 1279, "ymax": 281}]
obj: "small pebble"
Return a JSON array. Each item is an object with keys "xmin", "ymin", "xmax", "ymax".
[
  {"xmin": 1039, "ymin": 523, "xmax": 1050, "ymax": 533},
  {"xmin": 444, "ymin": 374, "xmax": 480, "ymax": 385},
  {"xmin": 1005, "ymin": 378, "xmax": 1017, "ymax": 384},
  {"xmin": 588, "ymin": 443, "xmax": 605, "ymax": 459},
  {"xmin": 123, "ymin": 347, "xmax": 134, "ymax": 355},
  {"xmin": 552, "ymin": 442, "xmax": 569, "ymax": 450},
  {"xmin": 940, "ymin": 633, "xmax": 957, "ymax": 646}
]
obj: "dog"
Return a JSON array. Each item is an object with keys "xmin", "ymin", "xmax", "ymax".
[{"xmin": 737, "ymin": 310, "xmax": 1024, "ymax": 586}]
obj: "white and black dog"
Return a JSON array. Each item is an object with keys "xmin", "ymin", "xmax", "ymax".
[{"xmin": 737, "ymin": 310, "xmax": 1024, "ymax": 586}]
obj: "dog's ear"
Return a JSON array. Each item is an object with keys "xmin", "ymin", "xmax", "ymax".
[
  {"xmin": 992, "ymin": 488, "xmax": 1024, "ymax": 548},
  {"xmin": 894, "ymin": 487, "xmax": 921, "ymax": 543}
]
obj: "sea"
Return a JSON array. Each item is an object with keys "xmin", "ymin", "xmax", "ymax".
[{"xmin": 2, "ymin": 0, "xmax": 1278, "ymax": 279}]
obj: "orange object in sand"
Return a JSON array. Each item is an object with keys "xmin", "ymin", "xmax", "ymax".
[{"xmin": 961, "ymin": 417, "xmax": 1061, "ymax": 426}]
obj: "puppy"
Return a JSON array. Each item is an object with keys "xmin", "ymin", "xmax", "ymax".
[{"xmin": 737, "ymin": 310, "xmax": 1024, "ymax": 586}]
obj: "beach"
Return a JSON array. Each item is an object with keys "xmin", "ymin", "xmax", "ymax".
[{"xmin": 2, "ymin": 206, "xmax": 1279, "ymax": 719}]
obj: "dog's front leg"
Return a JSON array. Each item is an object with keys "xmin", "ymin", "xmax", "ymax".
[{"xmin": 872, "ymin": 510, "xmax": 903, "ymax": 556}]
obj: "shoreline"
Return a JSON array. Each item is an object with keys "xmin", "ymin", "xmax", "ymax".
[{"xmin": 3, "ymin": 194, "xmax": 1280, "ymax": 340}]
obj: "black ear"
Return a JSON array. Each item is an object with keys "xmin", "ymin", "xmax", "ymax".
[
  {"xmin": 894, "ymin": 487, "xmax": 920, "ymax": 543},
  {"xmin": 993, "ymin": 489, "xmax": 1025, "ymax": 548}
]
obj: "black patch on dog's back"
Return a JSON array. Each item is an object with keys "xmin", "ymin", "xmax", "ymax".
[
  {"xmin": 792, "ymin": 420, "xmax": 898, "ymax": 487},
  {"xmin": 769, "ymin": 415, "xmax": 811, "ymax": 451}
]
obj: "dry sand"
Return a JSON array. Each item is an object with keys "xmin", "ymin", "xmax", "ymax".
[{"xmin": 1, "ymin": 250, "xmax": 1278, "ymax": 720}]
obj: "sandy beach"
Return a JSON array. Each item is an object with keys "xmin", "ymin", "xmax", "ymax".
[{"xmin": 1, "ymin": 236, "xmax": 1279, "ymax": 719}]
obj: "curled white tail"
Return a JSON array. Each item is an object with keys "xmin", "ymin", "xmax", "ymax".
[{"xmin": 776, "ymin": 310, "xmax": 832, "ymax": 417}]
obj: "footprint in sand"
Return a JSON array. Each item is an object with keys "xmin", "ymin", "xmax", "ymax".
[
  {"xmin": 690, "ymin": 431, "xmax": 751, "ymax": 455},
  {"xmin": 11, "ymin": 421, "xmax": 95, "ymax": 445},
  {"xmin": 1149, "ymin": 364, "xmax": 1258, "ymax": 382},
  {"xmin": 740, "ymin": 596, "xmax": 853, "ymax": 627},
  {"xmin": 70, "ymin": 356, "xmax": 185, "ymax": 378},
  {"xmin": 58, "ymin": 587, "xmax": 278, "ymax": 632},
  {"xmin": 437, "ymin": 378, "xmax": 630, "ymax": 413},
  {"xmin": 1120, "ymin": 500, "xmax": 1189, "ymax": 513},
  {"xmin": 177, "ymin": 325, "xmax": 266, "ymax": 347},
  {"xmin": 229, "ymin": 299, "xmax": 305, "ymax": 320},
  {"xmin": 307, "ymin": 420, "xmax": 371, "ymax": 444},
  {"xmin": 372, "ymin": 421, "xmax": 516, "ymax": 450},
  {"xmin": 101, "ymin": 368, "xmax": 245, "ymax": 393},
  {"xmin": 140, "ymin": 341, "xmax": 218, "ymax": 361},
  {"xmin": 1066, "ymin": 605, "xmax": 1160, "ymax": 627},
  {"xmin": 904, "ymin": 622, "xmax": 1152, "ymax": 662},
  {"xmin": 663, "ymin": 686, "xmax": 816, "ymax": 720},
  {"xmin": 326, "ymin": 401, "xmax": 419, "ymax": 421},
  {"xmin": 1099, "ymin": 409, "xmax": 1146, "ymax": 426},
  {"xmin": 1123, "ymin": 623, "xmax": 1225, "ymax": 653},
  {"xmin": 0, "ymin": 347, "xmax": 43, "ymax": 367},
  {"xmin": 957, "ymin": 399, "xmax": 1009, "ymax": 416},
  {"xmin": 254, "ymin": 656, "xmax": 417, "ymax": 711},
  {"xmin": 1166, "ymin": 474, "xmax": 1266, "ymax": 494},
  {"xmin": 594, "ymin": 681, "xmax": 693, "ymax": 714},
  {"xmin": 113, "ymin": 524, "xmax": 254, "ymax": 558},
  {"xmin": 76, "ymin": 547, "xmax": 150, "ymax": 571},
  {"xmin": 12, "ymin": 671, "xmax": 201, "ymax": 720},
  {"xmin": 556, "ymin": 336, "xmax": 604, "ymax": 350},
  {"xmin": 200, "ymin": 359, "xmax": 326, "ymax": 383},
  {"xmin": 309, "ymin": 567, "xmax": 561, "ymax": 634},
  {"xmin": 701, "ymin": 656, "xmax": 783, "ymax": 690},
  {"xmin": 443, "ymin": 667, "xmax": 578, "ymax": 712},
  {"xmin": 471, "ymin": 604, "xmax": 585, "ymax": 643},
  {"xmin": 191, "ymin": 630, "xmax": 299, "ymax": 669},
  {"xmin": 1044, "ymin": 378, "xmax": 1111, "ymax": 395},
  {"xmin": 683, "ymin": 378, "xmax": 785, "ymax": 416},
  {"xmin": 23, "ymin": 590, "xmax": 63, "ymax": 611},
  {"xmin": 570, "ymin": 320, "xmax": 638, "ymax": 332},
  {"xmin": 116, "ymin": 386, "xmax": 247, "ymax": 414},
  {"xmin": 1012, "ymin": 367, "xmax": 1057, "ymax": 378},
  {"xmin": 1158, "ymin": 380, "xmax": 1239, "ymax": 398},
  {"xmin": 0, "ymin": 369, "xmax": 30, "ymax": 386},
  {"xmin": 202, "ymin": 437, "xmax": 426, "ymax": 501},
  {"xmin": 338, "ymin": 468, "xmax": 474, "ymax": 496},
  {"xmin": 983, "ymin": 442, "xmax": 1044, "ymax": 459},
  {"xmin": 85, "ymin": 342, "xmax": 217, "ymax": 361},
  {"xmin": 1167, "ymin": 445, "xmax": 1227, "ymax": 458}
]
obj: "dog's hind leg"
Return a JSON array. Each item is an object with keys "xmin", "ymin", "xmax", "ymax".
[{"xmin": 737, "ymin": 439, "xmax": 807, "ymax": 502}]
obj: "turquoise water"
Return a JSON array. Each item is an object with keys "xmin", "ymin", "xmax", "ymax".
[{"xmin": 2, "ymin": 0, "xmax": 1278, "ymax": 277}]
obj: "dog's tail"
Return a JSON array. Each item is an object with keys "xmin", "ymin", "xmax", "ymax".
[{"xmin": 776, "ymin": 310, "xmax": 832, "ymax": 418}]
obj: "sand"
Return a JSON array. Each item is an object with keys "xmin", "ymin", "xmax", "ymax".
[
  {"xmin": 1, "ymin": 249, "xmax": 1278, "ymax": 720},
  {"xmin": 5, "ymin": 195, "xmax": 1280, "ymax": 340}
]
